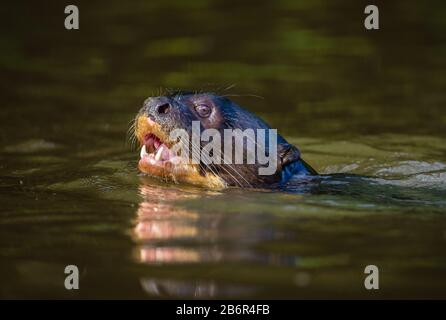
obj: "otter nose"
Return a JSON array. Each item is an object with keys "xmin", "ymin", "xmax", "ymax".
[{"xmin": 156, "ymin": 103, "xmax": 171, "ymax": 115}]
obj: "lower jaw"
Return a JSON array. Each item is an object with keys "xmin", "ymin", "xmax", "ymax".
[
  {"xmin": 138, "ymin": 159, "xmax": 226, "ymax": 189},
  {"xmin": 138, "ymin": 158, "xmax": 171, "ymax": 177}
]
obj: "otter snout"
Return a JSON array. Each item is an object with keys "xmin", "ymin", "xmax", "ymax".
[
  {"xmin": 142, "ymin": 97, "xmax": 173, "ymax": 117},
  {"xmin": 139, "ymin": 95, "xmax": 198, "ymax": 135}
]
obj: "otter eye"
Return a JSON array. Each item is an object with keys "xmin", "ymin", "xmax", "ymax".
[{"xmin": 194, "ymin": 104, "xmax": 211, "ymax": 118}]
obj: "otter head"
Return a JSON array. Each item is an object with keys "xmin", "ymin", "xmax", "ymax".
[{"xmin": 133, "ymin": 91, "xmax": 312, "ymax": 189}]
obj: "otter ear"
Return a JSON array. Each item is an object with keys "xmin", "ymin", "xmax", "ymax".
[{"xmin": 277, "ymin": 143, "xmax": 301, "ymax": 167}]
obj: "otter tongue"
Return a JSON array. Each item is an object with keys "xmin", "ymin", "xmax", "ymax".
[
  {"xmin": 162, "ymin": 145, "xmax": 171, "ymax": 161},
  {"xmin": 145, "ymin": 137, "xmax": 155, "ymax": 153},
  {"xmin": 153, "ymin": 143, "xmax": 172, "ymax": 161}
]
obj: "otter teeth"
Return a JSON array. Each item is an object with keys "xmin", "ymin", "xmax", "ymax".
[
  {"xmin": 155, "ymin": 146, "xmax": 164, "ymax": 161},
  {"xmin": 140, "ymin": 145, "xmax": 148, "ymax": 159}
]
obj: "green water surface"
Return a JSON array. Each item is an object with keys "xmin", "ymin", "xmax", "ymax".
[{"xmin": 1, "ymin": 0, "xmax": 446, "ymax": 298}]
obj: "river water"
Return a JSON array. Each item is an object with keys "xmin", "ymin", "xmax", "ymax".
[{"xmin": 1, "ymin": 0, "xmax": 445, "ymax": 298}]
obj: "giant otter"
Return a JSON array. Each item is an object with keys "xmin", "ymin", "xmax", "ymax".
[{"xmin": 133, "ymin": 91, "xmax": 316, "ymax": 188}]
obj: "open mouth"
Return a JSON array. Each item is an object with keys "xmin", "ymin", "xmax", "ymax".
[
  {"xmin": 135, "ymin": 115, "xmax": 226, "ymax": 189},
  {"xmin": 139, "ymin": 132, "xmax": 182, "ymax": 168},
  {"xmin": 135, "ymin": 116, "xmax": 185, "ymax": 176}
]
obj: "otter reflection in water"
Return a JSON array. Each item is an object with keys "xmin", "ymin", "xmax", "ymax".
[
  {"xmin": 132, "ymin": 182, "xmax": 221, "ymax": 265},
  {"xmin": 131, "ymin": 91, "xmax": 317, "ymax": 189},
  {"xmin": 132, "ymin": 181, "xmax": 256, "ymax": 298}
]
